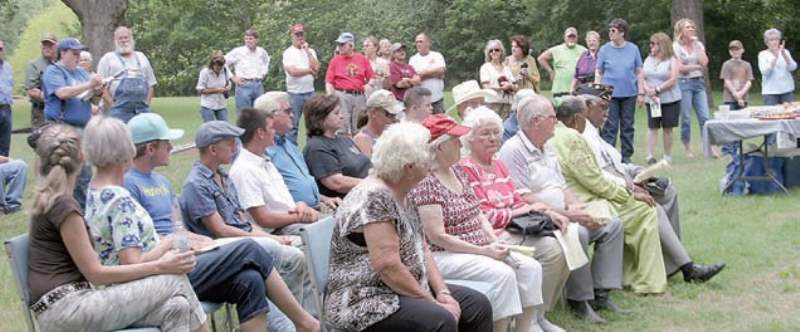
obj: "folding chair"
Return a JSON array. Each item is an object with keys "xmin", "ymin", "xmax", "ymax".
[{"xmin": 5, "ymin": 234, "xmax": 227, "ymax": 332}]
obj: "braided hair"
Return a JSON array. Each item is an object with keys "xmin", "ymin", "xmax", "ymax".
[{"xmin": 29, "ymin": 124, "xmax": 83, "ymax": 216}]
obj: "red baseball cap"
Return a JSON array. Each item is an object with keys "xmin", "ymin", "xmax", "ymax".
[{"xmin": 422, "ymin": 114, "xmax": 471, "ymax": 142}]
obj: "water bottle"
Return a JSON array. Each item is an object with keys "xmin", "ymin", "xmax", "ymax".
[
  {"xmin": 173, "ymin": 222, "xmax": 192, "ymax": 253},
  {"xmin": 172, "ymin": 197, "xmax": 191, "ymax": 252}
]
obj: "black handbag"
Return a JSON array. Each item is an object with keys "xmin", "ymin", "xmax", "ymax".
[
  {"xmin": 643, "ymin": 176, "xmax": 670, "ymax": 197},
  {"xmin": 507, "ymin": 211, "xmax": 557, "ymax": 244}
]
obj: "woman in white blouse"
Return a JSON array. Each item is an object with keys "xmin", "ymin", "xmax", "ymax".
[{"xmin": 480, "ymin": 39, "xmax": 516, "ymax": 119}]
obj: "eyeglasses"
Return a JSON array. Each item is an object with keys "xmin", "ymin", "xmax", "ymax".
[
  {"xmin": 476, "ymin": 129, "xmax": 501, "ymax": 139},
  {"xmin": 649, "ymin": 42, "xmax": 656, "ymax": 46},
  {"xmin": 609, "ymin": 28, "xmax": 619, "ymax": 33},
  {"xmin": 489, "ymin": 48, "xmax": 502, "ymax": 53}
]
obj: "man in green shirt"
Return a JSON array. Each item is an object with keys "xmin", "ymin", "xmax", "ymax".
[
  {"xmin": 25, "ymin": 33, "xmax": 58, "ymax": 128},
  {"xmin": 537, "ymin": 27, "xmax": 587, "ymax": 97}
]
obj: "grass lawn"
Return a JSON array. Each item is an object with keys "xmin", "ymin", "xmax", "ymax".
[{"xmin": 1, "ymin": 92, "xmax": 799, "ymax": 331}]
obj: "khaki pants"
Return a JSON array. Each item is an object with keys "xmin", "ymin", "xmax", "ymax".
[
  {"xmin": 501, "ymin": 233, "xmax": 569, "ymax": 311},
  {"xmin": 37, "ymin": 274, "xmax": 206, "ymax": 332}
]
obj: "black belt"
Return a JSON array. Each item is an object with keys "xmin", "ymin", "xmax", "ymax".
[
  {"xmin": 31, "ymin": 281, "xmax": 92, "ymax": 316},
  {"xmin": 336, "ymin": 89, "xmax": 364, "ymax": 95}
]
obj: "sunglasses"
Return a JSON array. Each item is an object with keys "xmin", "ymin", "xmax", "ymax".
[{"xmin": 489, "ymin": 48, "xmax": 502, "ymax": 53}]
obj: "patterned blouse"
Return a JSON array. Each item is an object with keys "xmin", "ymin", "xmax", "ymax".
[
  {"xmin": 459, "ymin": 157, "xmax": 527, "ymax": 236},
  {"xmin": 410, "ymin": 166, "xmax": 493, "ymax": 251},
  {"xmin": 85, "ymin": 185, "xmax": 159, "ymax": 266},
  {"xmin": 325, "ymin": 181, "xmax": 429, "ymax": 331}
]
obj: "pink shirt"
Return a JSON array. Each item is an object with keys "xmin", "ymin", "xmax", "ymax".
[{"xmin": 459, "ymin": 158, "xmax": 526, "ymax": 236}]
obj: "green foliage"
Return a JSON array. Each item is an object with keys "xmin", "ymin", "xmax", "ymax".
[
  {"xmin": 7, "ymin": 1, "xmax": 78, "ymax": 94},
  {"xmin": 0, "ymin": 0, "xmax": 53, "ymax": 55}
]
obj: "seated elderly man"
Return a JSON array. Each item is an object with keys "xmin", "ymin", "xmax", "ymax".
[
  {"xmin": 0, "ymin": 155, "xmax": 27, "ymax": 214},
  {"xmin": 262, "ymin": 93, "xmax": 341, "ymax": 211},
  {"xmin": 578, "ymin": 94, "xmax": 725, "ymax": 282},
  {"xmin": 464, "ymin": 107, "xmax": 624, "ymax": 324},
  {"xmin": 401, "ymin": 86, "xmax": 433, "ymax": 123},
  {"xmin": 446, "ymin": 80, "xmax": 496, "ymax": 123},
  {"xmin": 230, "ymin": 94, "xmax": 321, "ymax": 235},
  {"xmin": 179, "ymin": 119, "xmax": 313, "ymax": 318},
  {"xmin": 539, "ymin": 95, "xmax": 666, "ymax": 294}
]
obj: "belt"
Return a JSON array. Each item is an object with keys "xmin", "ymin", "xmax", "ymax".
[
  {"xmin": 31, "ymin": 281, "xmax": 92, "ymax": 316},
  {"xmin": 336, "ymin": 89, "xmax": 364, "ymax": 95},
  {"xmin": 242, "ymin": 78, "xmax": 263, "ymax": 82}
]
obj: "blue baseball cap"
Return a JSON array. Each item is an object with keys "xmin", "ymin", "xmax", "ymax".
[
  {"xmin": 195, "ymin": 121, "xmax": 244, "ymax": 148},
  {"xmin": 57, "ymin": 37, "xmax": 87, "ymax": 51},
  {"xmin": 128, "ymin": 113, "xmax": 184, "ymax": 144},
  {"xmin": 335, "ymin": 32, "xmax": 354, "ymax": 44}
]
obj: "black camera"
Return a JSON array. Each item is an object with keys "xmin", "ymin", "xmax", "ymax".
[{"xmin": 521, "ymin": 63, "xmax": 529, "ymax": 69}]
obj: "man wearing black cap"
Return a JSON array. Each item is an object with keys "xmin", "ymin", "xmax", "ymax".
[{"xmin": 25, "ymin": 32, "xmax": 58, "ymax": 128}]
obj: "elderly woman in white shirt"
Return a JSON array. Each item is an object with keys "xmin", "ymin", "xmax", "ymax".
[{"xmin": 759, "ymin": 28, "xmax": 797, "ymax": 105}]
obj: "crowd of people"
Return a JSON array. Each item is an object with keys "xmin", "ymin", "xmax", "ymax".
[{"xmin": 2, "ymin": 15, "xmax": 796, "ymax": 332}]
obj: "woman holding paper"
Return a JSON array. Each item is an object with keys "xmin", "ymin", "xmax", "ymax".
[
  {"xmin": 410, "ymin": 114, "xmax": 549, "ymax": 332},
  {"xmin": 639, "ymin": 32, "xmax": 681, "ymax": 165}
]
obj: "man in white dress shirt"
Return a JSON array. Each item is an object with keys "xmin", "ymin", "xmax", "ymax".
[
  {"xmin": 229, "ymin": 92, "xmax": 320, "ymax": 237},
  {"xmin": 226, "ymin": 28, "xmax": 270, "ymax": 115}
]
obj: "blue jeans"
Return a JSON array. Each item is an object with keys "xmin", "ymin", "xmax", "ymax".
[
  {"xmin": 763, "ymin": 91, "xmax": 795, "ymax": 106},
  {"xmin": 600, "ymin": 96, "xmax": 637, "ymax": 162},
  {"xmin": 288, "ymin": 91, "xmax": 313, "ymax": 144},
  {"xmin": 0, "ymin": 104, "xmax": 11, "ymax": 157},
  {"xmin": 189, "ymin": 239, "xmax": 272, "ymax": 324},
  {"xmin": 0, "ymin": 159, "xmax": 27, "ymax": 213},
  {"xmin": 721, "ymin": 102, "xmax": 745, "ymax": 156},
  {"xmin": 678, "ymin": 77, "xmax": 710, "ymax": 146},
  {"xmin": 74, "ymin": 165, "xmax": 92, "ymax": 211},
  {"xmin": 235, "ymin": 80, "xmax": 264, "ymax": 116},
  {"xmin": 200, "ymin": 106, "xmax": 229, "ymax": 123},
  {"xmin": 502, "ymin": 111, "xmax": 519, "ymax": 143}
]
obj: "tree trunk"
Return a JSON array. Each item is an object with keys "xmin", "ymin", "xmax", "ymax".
[
  {"xmin": 61, "ymin": 0, "xmax": 128, "ymax": 66},
  {"xmin": 672, "ymin": 0, "xmax": 715, "ymax": 109}
]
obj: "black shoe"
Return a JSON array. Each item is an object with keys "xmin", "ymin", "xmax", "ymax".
[
  {"xmin": 683, "ymin": 263, "xmax": 726, "ymax": 283},
  {"xmin": 567, "ymin": 299, "xmax": 607, "ymax": 324},
  {"xmin": 591, "ymin": 289, "xmax": 632, "ymax": 315}
]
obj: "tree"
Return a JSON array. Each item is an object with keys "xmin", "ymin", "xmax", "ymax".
[{"xmin": 61, "ymin": 0, "xmax": 127, "ymax": 63}]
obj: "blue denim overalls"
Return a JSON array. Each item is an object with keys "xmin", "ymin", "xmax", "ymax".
[{"xmin": 109, "ymin": 53, "xmax": 150, "ymax": 123}]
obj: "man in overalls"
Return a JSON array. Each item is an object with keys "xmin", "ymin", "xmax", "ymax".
[{"xmin": 98, "ymin": 26, "xmax": 157, "ymax": 123}]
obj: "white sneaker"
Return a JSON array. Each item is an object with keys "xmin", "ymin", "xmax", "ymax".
[
  {"xmin": 538, "ymin": 314, "xmax": 565, "ymax": 332},
  {"xmin": 530, "ymin": 322, "xmax": 545, "ymax": 332}
]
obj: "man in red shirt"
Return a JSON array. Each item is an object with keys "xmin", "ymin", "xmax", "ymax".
[{"xmin": 325, "ymin": 32, "xmax": 373, "ymax": 135}]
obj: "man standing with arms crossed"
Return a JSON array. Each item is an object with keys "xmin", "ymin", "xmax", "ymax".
[
  {"xmin": 409, "ymin": 33, "xmax": 447, "ymax": 114},
  {"xmin": 283, "ymin": 23, "xmax": 319, "ymax": 143},
  {"xmin": 25, "ymin": 33, "xmax": 58, "ymax": 129}
]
